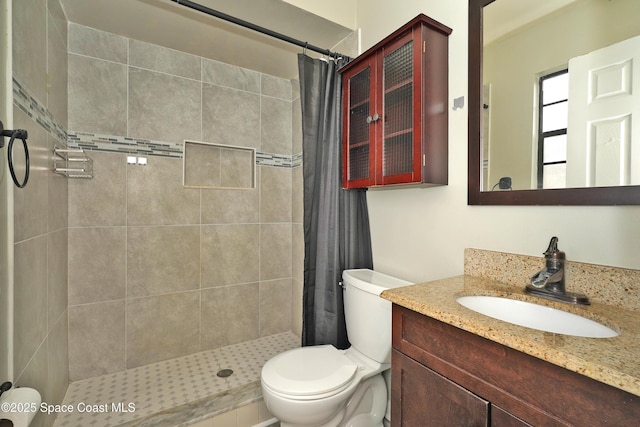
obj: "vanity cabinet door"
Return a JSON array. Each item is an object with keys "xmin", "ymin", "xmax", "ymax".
[
  {"xmin": 392, "ymin": 349, "xmax": 489, "ymax": 426},
  {"xmin": 491, "ymin": 406, "xmax": 532, "ymax": 427},
  {"xmin": 391, "ymin": 304, "xmax": 640, "ymax": 426}
]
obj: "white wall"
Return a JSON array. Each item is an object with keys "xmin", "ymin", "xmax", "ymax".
[
  {"xmin": 282, "ymin": 0, "xmax": 357, "ymax": 30},
  {"xmin": 354, "ymin": 0, "xmax": 640, "ymax": 284}
]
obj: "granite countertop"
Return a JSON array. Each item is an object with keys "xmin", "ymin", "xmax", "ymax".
[{"xmin": 381, "ymin": 275, "xmax": 640, "ymax": 397}]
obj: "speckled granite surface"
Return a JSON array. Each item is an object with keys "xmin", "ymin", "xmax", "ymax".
[
  {"xmin": 464, "ymin": 248, "xmax": 640, "ymax": 310},
  {"xmin": 381, "ymin": 250, "xmax": 640, "ymax": 397}
]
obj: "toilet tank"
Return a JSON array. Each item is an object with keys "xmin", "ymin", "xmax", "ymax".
[{"xmin": 342, "ymin": 269, "xmax": 412, "ymax": 364}]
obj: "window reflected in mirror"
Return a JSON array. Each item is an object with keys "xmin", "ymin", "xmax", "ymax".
[
  {"xmin": 538, "ymin": 70, "xmax": 568, "ymax": 189},
  {"xmin": 481, "ymin": 0, "xmax": 640, "ymax": 192}
]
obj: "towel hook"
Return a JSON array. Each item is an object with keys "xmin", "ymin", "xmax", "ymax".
[{"xmin": 0, "ymin": 120, "xmax": 30, "ymax": 188}]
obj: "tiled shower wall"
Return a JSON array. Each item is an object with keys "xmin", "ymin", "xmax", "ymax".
[
  {"xmin": 66, "ymin": 23, "xmax": 304, "ymax": 381},
  {"xmin": 11, "ymin": 1, "xmax": 70, "ymax": 427}
]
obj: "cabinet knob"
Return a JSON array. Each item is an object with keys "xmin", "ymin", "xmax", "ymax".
[{"xmin": 366, "ymin": 114, "xmax": 380, "ymax": 124}]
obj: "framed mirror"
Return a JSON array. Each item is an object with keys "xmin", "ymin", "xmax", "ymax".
[{"xmin": 468, "ymin": 0, "xmax": 640, "ymax": 205}]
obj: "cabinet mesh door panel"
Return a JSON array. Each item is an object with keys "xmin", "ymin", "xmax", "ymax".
[
  {"xmin": 383, "ymin": 41, "xmax": 414, "ymax": 177},
  {"xmin": 348, "ymin": 67, "xmax": 371, "ymax": 180}
]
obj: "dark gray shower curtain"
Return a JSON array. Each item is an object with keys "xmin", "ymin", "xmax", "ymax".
[{"xmin": 298, "ymin": 54, "xmax": 373, "ymax": 349}]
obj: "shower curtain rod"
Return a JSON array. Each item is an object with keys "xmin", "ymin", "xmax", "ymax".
[{"xmin": 170, "ymin": 0, "xmax": 344, "ymax": 58}]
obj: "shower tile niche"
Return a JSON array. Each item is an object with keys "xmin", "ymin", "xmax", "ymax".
[{"xmin": 183, "ymin": 140, "xmax": 256, "ymax": 189}]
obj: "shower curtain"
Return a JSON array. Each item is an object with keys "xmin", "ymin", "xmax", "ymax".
[{"xmin": 298, "ymin": 54, "xmax": 374, "ymax": 349}]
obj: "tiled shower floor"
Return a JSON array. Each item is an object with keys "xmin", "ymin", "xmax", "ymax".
[{"xmin": 54, "ymin": 332, "xmax": 299, "ymax": 427}]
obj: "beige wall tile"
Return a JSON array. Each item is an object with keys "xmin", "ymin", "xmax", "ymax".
[
  {"xmin": 202, "ymin": 59, "xmax": 260, "ymax": 93},
  {"xmin": 13, "ymin": 0, "xmax": 47, "ymax": 102},
  {"xmin": 68, "ymin": 23, "xmax": 128, "ymax": 63},
  {"xmin": 15, "ymin": 337, "xmax": 50, "ymax": 427},
  {"xmin": 291, "ymin": 278, "xmax": 303, "ymax": 337},
  {"xmin": 128, "ymin": 68, "xmax": 201, "ymax": 142},
  {"xmin": 127, "ymin": 156, "xmax": 200, "ymax": 226},
  {"xmin": 292, "ymin": 223, "xmax": 304, "ymax": 282},
  {"xmin": 126, "ymin": 292, "xmax": 200, "ymax": 367},
  {"xmin": 260, "ymin": 224, "xmax": 292, "ymax": 280},
  {"xmin": 129, "ymin": 39, "xmax": 201, "ymax": 80},
  {"xmin": 292, "ymin": 88, "xmax": 302, "ymax": 154},
  {"xmin": 48, "ymin": 0, "xmax": 68, "ymax": 43},
  {"xmin": 47, "ymin": 314, "xmax": 69, "ymax": 406},
  {"xmin": 47, "ymin": 229, "xmax": 68, "ymax": 324},
  {"xmin": 69, "ymin": 151, "xmax": 127, "ymax": 227},
  {"xmin": 291, "ymin": 223, "xmax": 304, "ymax": 336},
  {"xmin": 48, "ymin": 136, "xmax": 69, "ymax": 232},
  {"xmin": 201, "ymin": 224, "xmax": 260, "ymax": 287},
  {"xmin": 201, "ymin": 284, "xmax": 259, "ymax": 349},
  {"xmin": 201, "ymin": 185, "xmax": 259, "ymax": 225},
  {"xmin": 12, "ymin": 108, "xmax": 49, "ymax": 242},
  {"xmin": 261, "ymin": 74, "xmax": 292, "ymax": 100},
  {"xmin": 202, "ymin": 84, "xmax": 261, "ymax": 150},
  {"xmin": 63, "ymin": 24, "xmax": 303, "ymax": 381},
  {"xmin": 69, "ymin": 301, "xmax": 126, "ymax": 381},
  {"xmin": 184, "ymin": 143, "xmax": 222, "ymax": 187},
  {"xmin": 127, "ymin": 225, "xmax": 200, "ymax": 297},
  {"xmin": 47, "ymin": 10, "xmax": 68, "ymax": 127},
  {"xmin": 68, "ymin": 53, "xmax": 128, "ymax": 135},
  {"xmin": 11, "ymin": 0, "xmax": 70, "ymax": 414},
  {"xmin": 291, "ymin": 79, "xmax": 300, "ymax": 103},
  {"xmin": 13, "ymin": 236, "xmax": 48, "ymax": 378},
  {"xmin": 260, "ymin": 166, "xmax": 291, "ymax": 223},
  {"xmin": 220, "ymin": 148, "xmax": 255, "ymax": 189},
  {"xmin": 260, "ymin": 279, "xmax": 292, "ymax": 336},
  {"xmin": 261, "ymin": 97, "xmax": 292, "ymax": 155},
  {"xmin": 68, "ymin": 227, "xmax": 126, "ymax": 305}
]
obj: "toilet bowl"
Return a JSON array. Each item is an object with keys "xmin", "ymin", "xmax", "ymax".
[{"xmin": 261, "ymin": 269, "xmax": 411, "ymax": 426}]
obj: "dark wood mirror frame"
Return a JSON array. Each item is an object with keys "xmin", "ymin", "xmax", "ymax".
[{"xmin": 467, "ymin": 0, "xmax": 640, "ymax": 205}]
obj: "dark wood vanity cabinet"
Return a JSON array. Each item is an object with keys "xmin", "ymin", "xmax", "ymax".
[
  {"xmin": 391, "ymin": 304, "xmax": 640, "ymax": 426},
  {"xmin": 339, "ymin": 14, "xmax": 451, "ymax": 189}
]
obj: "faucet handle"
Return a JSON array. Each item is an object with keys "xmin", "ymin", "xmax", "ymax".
[{"xmin": 543, "ymin": 236, "xmax": 559, "ymax": 257}]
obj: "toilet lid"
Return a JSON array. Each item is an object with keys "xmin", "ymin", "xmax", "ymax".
[{"xmin": 262, "ymin": 345, "xmax": 358, "ymax": 397}]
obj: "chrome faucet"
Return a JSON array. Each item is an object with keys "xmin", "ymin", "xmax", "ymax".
[{"xmin": 525, "ymin": 237, "xmax": 590, "ymax": 305}]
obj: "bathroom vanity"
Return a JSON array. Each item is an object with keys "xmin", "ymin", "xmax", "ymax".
[{"xmin": 381, "ymin": 274, "xmax": 640, "ymax": 426}]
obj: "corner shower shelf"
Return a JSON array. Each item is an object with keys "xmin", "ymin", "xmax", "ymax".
[{"xmin": 53, "ymin": 146, "xmax": 93, "ymax": 178}]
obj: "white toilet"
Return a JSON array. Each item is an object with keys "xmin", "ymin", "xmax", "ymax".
[{"xmin": 261, "ymin": 269, "xmax": 411, "ymax": 426}]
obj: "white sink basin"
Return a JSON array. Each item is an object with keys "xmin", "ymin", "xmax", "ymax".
[{"xmin": 456, "ymin": 296, "xmax": 618, "ymax": 338}]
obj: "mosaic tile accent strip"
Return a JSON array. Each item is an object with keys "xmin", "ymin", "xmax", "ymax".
[
  {"xmin": 54, "ymin": 332, "xmax": 299, "ymax": 427},
  {"xmin": 12, "ymin": 77, "xmax": 300, "ymax": 168},
  {"xmin": 68, "ymin": 130, "xmax": 301, "ymax": 168},
  {"xmin": 67, "ymin": 131, "xmax": 184, "ymax": 158},
  {"xmin": 12, "ymin": 77, "xmax": 67, "ymax": 143}
]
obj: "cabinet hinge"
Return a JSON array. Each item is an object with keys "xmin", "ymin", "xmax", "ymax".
[
  {"xmin": 423, "ymin": 41, "xmax": 426, "ymax": 53},
  {"xmin": 423, "ymin": 154, "xmax": 426, "ymax": 167}
]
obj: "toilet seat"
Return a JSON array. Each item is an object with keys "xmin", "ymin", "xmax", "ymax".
[{"xmin": 261, "ymin": 345, "xmax": 358, "ymax": 399}]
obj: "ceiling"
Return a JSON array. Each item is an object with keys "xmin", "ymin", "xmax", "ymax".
[
  {"xmin": 484, "ymin": 0, "xmax": 579, "ymax": 44},
  {"xmin": 59, "ymin": 0, "xmax": 354, "ymax": 79}
]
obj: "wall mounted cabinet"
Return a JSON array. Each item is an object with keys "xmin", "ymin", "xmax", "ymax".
[{"xmin": 340, "ymin": 14, "xmax": 452, "ymax": 188}]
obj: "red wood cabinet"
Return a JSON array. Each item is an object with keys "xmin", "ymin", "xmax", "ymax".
[{"xmin": 340, "ymin": 14, "xmax": 452, "ymax": 188}]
